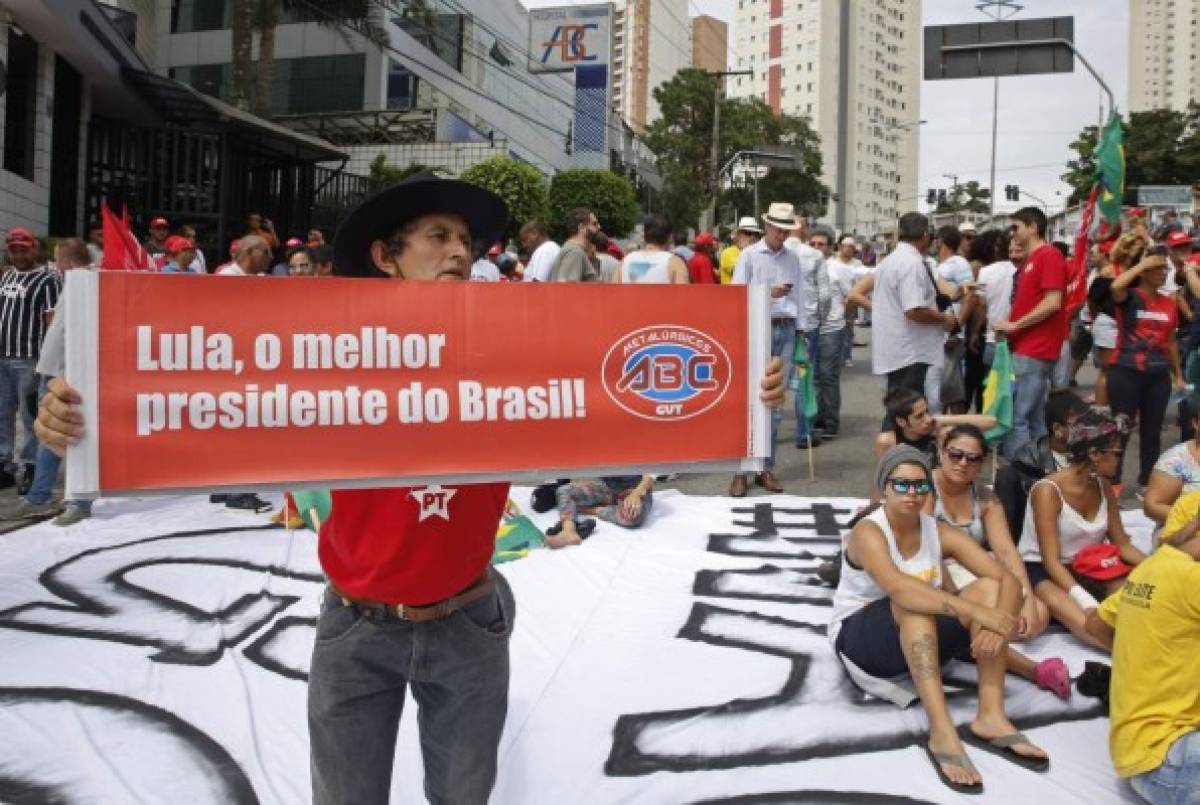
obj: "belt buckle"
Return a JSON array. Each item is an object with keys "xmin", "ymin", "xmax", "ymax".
[{"xmin": 393, "ymin": 604, "xmax": 410, "ymax": 621}]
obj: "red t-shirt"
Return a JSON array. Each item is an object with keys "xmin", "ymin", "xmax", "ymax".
[
  {"xmin": 320, "ymin": 482, "xmax": 510, "ymax": 604},
  {"xmin": 1009, "ymin": 243, "xmax": 1068, "ymax": 361},
  {"xmin": 1111, "ymin": 287, "xmax": 1178, "ymax": 374},
  {"xmin": 688, "ymin": 252, "xmax": 716, "ymax": 284}
]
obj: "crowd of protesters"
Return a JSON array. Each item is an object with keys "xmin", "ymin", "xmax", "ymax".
[{"xmin": 12, "ymin": 184, "xmax": 1200, "ymax": 802}]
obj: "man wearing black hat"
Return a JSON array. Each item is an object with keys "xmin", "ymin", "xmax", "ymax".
[{"xmin": 36, "ymin": 173, "xmax": 785, "ymax": 805}]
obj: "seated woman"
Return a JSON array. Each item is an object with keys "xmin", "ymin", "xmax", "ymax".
[
  {"xmin": 928, "ymin": 425, "xmax": 1068, "ymax": 697},
  {"xmin": 546, "ymin": 475, "xmax": 655, "ymax": 549},
  {"xmin": 1143, "ymin": 390, "xmax": 1200, "ymax": 527},
  {"xmin": 1018, "ymin": 407, "xmax": 1147, "ymax": 648},
  {"xmin": 832, "ymin": 445, "xmax": 1049, "ymax": 794},
  {"xmin": 871, "ymin": 387, "xmax": 997, "ymax": 503}
]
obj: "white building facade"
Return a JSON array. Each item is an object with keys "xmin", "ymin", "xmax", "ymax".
[
  {"xmin": 728, "ymin": 0, "xmax": 920, "ymax": 236},
  {"xmin": 1128, "ymin": 0, "xmax": 1200, "ymax": 112},
  {"xmin": 610, "ymin": 0, "xmax": 691, "ymax": 133}
]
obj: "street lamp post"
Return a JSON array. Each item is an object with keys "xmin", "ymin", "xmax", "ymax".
[
  {"xmin": 703, "ymin": 69, "xmax": 754, "ymax": 233},
  {"xmin": 975, "ymin": 2, "xmax": 1024, "ymax": 217}
]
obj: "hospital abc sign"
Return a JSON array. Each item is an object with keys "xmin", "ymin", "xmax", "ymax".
[
  {"xmin": 529, "ymin": 4, "xmax": 612, "ymax": 72},
  {"xmin": 602, "ymin": 325, "xmax": 732, "ymax": 421}
]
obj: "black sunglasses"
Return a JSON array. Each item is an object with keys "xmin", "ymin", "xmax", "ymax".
[
  {"xmin": 945, "ymin": 446, "xmax": 985, "ymax": 465},
  {"xmin": 887, "ymin": 478, "xmax": 932, "ymax": 496}
]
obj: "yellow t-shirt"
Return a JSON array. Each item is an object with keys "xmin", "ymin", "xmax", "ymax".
[
  {"xmin": 1161, "ymin": 489, "xmax": 1200, "ymax": 543},
  {"xmin": 718, "ymin": 245, "xmax": 740, "ymax": 284},
  {"xmin": 1098, "ymin": 545, "xmax": 1200, "ymax": 777}
]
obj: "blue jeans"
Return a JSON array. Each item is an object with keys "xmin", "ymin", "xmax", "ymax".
[
  {"xmin": 1004, "ymin": 353, "xmax": 1056, "ymax": 461},
  {"xmin": 840, "ymin": 324, "xmax": 853, "ymax": 364},
  {"xmin": 768, "ymin": 321, "xmax": 796, "ymax": 469},
  {"xmin": 1131, "ymin": 730, "xmax": 1200, "ymax": 804},
  {"xmin": 0, "ymin": 358, "xmax": 37, "ymax": 466},
  {"xmin": 308, "ymin": 573, "xmax": 514, "ymax": 805}
]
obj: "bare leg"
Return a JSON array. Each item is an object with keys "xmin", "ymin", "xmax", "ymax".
[
  {"xmin": 892, "ymin": 601, "xmax": 982, "ymax": 789},
  {"xmin": 1093, "ymin": 353, "xmax": 1111, "ymax": 406},
  {"xmin": 959, "ymin": 579, "xmax": 1041, "ymax": 682},
  {"xmin": 956, "ymin": 578, "xmax": 1049, "ymax": 760},
  {"xmin": 1034, "ymin": 581, "xmax": 1108, "ymax": 651}
]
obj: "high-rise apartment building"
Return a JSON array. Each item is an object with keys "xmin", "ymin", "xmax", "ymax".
[
  {"xmin": 1128, "ymin": 0, "xmax": 1200, "ymax": 112},
  {"xmin": 611, "ymin": 0, "xmax": 692, "ymax": 132},
  {"xmin": 728, "ymin": 0, "xmax": 920, "ymax": 236},
  {"xmin": 692, "ymin": 15, "xmax": 728, "ymax": 74}
]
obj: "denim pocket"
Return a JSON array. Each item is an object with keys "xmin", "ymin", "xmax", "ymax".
[
  {"xmin": 456, "ymin": 574, "xmax": 515, "ymax": 640},
  {"xmin": 315, "ymin": 590, "xmax": 366, "ymax": 644}
]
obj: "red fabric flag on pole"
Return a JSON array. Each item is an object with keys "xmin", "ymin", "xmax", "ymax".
[
  {"xmin": 100, "ymin": 201, "xmax": 155, "ymax": 271},
  {"xmin": 1064, "ymin": 186, "xmax": 1098, "ymax": 317}
]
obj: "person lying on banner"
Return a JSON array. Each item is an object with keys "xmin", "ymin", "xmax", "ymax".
[
  {"xmin": 545, "ymin": 474, "xmax": 656, "ymax": 549},
  {"xmin": 926, "ymin": 424, "xmax": 1069, "ymax": 697},
  {"xmin": 1016, "ymin": 407, "xmax": 1147, "ymax": 651},
  {"xmin": 34, "ymin": 172, "xmax": 787, "ymax": 805},
  {"xmin": 830, "ymin": 445, "xmax": 1050, "ymax": 795},
  {"xmin": 1083, "ymin": 493, "xmax": 1200, "ymax": 805},
  {"xmin": 869, "ymin": 387, "xmax": 997, "ymax": 504}
]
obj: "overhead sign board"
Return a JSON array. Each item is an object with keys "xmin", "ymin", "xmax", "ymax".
[
  {"xmin": 528, "ymin": 3, "xmax": 612, "ymax": 73},
  {"xmin": 924, "ymin": 16, "xmax": 1074, "ymax": 80},
  {"xmin": 1137, "ymin": 185, "xmax": 1193, "ymax": 207}
]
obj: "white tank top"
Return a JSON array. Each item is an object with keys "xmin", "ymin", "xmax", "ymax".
[
  {"xmin": 1017, "ymin": 477, "xmax": 1108, "ymax": 563},
  {"xmin": 620, "ymin": 250, "xmax": 673, "ymax": 284},
  {"xmin": 829, "ymin": 508, "xmax": 944, "ymax": 637}
]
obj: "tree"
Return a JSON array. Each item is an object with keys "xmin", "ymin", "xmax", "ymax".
[
  {"xmin": 459, "ymin": 158, "xmax": 549, "ymax": 242},
  {"xmin": 934, "ymin": 180, "xmax": 990, "ymax": 215},
  {"xmin": 367, "ymin": 155, "xmax": 446, "ymax": 190},
  {"xmin": 644, "ymin": 68, "xmax": 826, "ymax": 230},
  {"xmin": 547, "ymin": 169, "xmax": 640, "ymax": 240},
  {"xmin": 230, "ymin": 0, "xmax": 388, "ymax": 117},
  {"xmin": 1063, "ymin": 105, "xmax": 1200, "ymax": 205}
]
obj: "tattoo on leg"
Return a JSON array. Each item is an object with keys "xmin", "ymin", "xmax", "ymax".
[{"xmin": 908, "ymin": 634, "xmax": 939, "ymax": 680}]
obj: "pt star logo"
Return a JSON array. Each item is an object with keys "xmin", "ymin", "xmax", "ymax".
[{"xmin": 410, "ymin": 485, "xmax": 457, "ymax": 522}]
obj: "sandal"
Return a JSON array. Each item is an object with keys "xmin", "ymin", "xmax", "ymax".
[
  {"xmin": 1034, "ymin": 657, "xmax": 1071, "ymax": 700},
  {"xmin": 959, "ymin": 728, "xmax": 1050, "ymax": 773},
  {"xmin": 923, "ymin": 744, "xmax": 983, "ymax": 794}
]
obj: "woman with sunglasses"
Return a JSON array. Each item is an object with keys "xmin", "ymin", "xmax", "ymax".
[
  {"xmin": 1018, "ymin": 408, "xmax": 1147, "ymax": 649},
  {"xmin": 832, "ymin": 445, "xmax": 1049, "ymax": 794},
  {"xmin": 1107, "ymin": 243, "xmax": 1187, "ymax": 494},
  {"xmin": 929, "ymin": 425, "xmax": 1070, "ymax": 699}
]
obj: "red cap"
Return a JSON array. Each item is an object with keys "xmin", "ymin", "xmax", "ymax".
[
  {"xmin": 1097, "ymin": 240, "xmax": 1116, "ymax": 255},
  {"xmin": 1071, "ymin": 543, "xmax": 1131, "ymax": 582},
  {"xmin": 164, "ymin": 235, "xmax": 194, "ymax": 254},
  {"xmin": 487, "ymin": 244, "xmax": 503, "ymax": 257},
  {"xmin": 695, "ymin": 232, "xmax": 717, "ymax": 250},
  {"xmin": 606, "ymin": 242, "xmax": 624, "ymax": 260},
  {"xmin": 1166, "ymin": 230, "xmax": 1192, "ymax": 249},
  {"xmin": 150, "ymin": 217, "xmax": 169, "ymax": 228},
  {"xmin": 285, "ymin": 237, "xmax": 303, "ymax": 248},
  {"xmin": 6, "ymin": 228, "xmax": 35, "ymax": 248},
  {"xmin": 1128, "ymin": 207, "xmax": 1147, "ymax": 219}
]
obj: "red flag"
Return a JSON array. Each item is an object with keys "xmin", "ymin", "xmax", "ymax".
[
  {"xmin": 1064, "ymin": 186, "xmax": 1098, "ymax": 317},
  {"xmin": 100, "ymin": 201, "xmax": 155, "ymax": 271}
]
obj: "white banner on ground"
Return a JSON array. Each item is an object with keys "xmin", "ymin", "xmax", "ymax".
[{"xmin": 0, "ymin": 491, "xmax": 1147, "ymax": 803}]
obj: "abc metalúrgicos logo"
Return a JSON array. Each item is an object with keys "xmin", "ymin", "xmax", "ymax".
[{"xmin": 601, "ymin": 325, "xmax": 733, "ymax": 420}]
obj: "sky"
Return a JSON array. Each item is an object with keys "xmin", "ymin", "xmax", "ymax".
[{"xmin": 521, "ymin": 0, "xmax": 1130, "ymax": 218}]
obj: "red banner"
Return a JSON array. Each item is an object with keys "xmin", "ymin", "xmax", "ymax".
[{"xmin": 65, "ymin": 273, "xmax": 769, "ymax": 495}]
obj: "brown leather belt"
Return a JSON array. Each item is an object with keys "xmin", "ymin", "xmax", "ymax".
[{"xmin": 329, "ymin": 570, "xmax": 495, "ymax": 623}]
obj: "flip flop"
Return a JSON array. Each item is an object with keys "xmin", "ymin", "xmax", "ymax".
[
  {"xmin": 959, "ymin": 728, "xmax": 1050, "ymax": 773},
  {"xmin": 923, "ymin": 744, "xmax": 983, "ymax": 795}
]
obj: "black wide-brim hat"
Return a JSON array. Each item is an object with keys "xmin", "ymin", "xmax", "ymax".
[{"xmin": 332, "ymin": 173, "xmax": 509, "ymax": 277}]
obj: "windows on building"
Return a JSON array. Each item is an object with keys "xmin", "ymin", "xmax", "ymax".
[
  {"xmin": 170, "ymin": 54, "xmax": 367, "ymax": 115},
  {"xmin": 4, "ymin": 27, "xmax": 39, "ymax": 180}
]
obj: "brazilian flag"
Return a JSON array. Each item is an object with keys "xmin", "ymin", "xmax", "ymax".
[
  {"xmin": 982, "ymin": 341, "xmax": 1014, "ymax": 443},
  {"xmin": 1095, "ymin": 112, "xmax": 1125, "ymax": 228},
  {"xmin": 792, "ymin": 335, "xmax": 819, "ymax": 421}
]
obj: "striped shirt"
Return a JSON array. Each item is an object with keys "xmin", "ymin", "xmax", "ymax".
[{"xmin": 0, "ymin": 266, "xmax": 61, "ymax": 359}]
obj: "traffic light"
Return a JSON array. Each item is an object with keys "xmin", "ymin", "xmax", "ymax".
[
  {"xmin": 1005, "ymin": 184, "xmax": 1020, "ymax": 202},
  {"xmin": 927, "ymin": 188, "xmax": 937, "ymax": 205},
  {"xmin": 937, "ymin": 189, "xmax": 948, "ymax": 207}
]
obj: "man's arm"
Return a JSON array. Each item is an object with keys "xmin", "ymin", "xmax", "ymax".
[
  {"xmin": 669, "ymin": 256, "xmax": 691, "ymax": 284},
  {"xmin": 847, "ymin": 273, "xmax": 874, "ymax": 314},
  {"xmin": 995, "ymin": 290, "xmax": 1062, "ymax": 335}
]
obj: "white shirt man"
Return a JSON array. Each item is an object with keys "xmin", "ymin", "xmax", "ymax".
[
  {"xmin": 786, "ymin": 223, "xmax": 830, "ymax": 334},
  {"xmin": 518, "ymin": 222, "xmax": 559, "ymax": 283}
]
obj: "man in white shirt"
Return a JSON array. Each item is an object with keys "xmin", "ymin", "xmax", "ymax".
[
  {"xmin": 977, "ymin": 235, "xmax": 1019, "ymax": 367},
  {"xmin": 832, "ymin": 235, "xmax": 867, "ymax": 356},
  {"xmin": 730, "ymin": 202, "xmax": 803, "ymax": 496},
  {"xmin": 850, "ymin": 213, "xmax": 955, "ymax": 416},
  {"xmin": 814, "ymin": 227, "xmax": 854, "ymax": 438},
  {"xmin": 470, "ymin": 244, "xmax": 502, "ymax": 282},
  {"xmin": 785, "ymin": 216, "xmax": 830, "ymax": 446},
  {"xmin": 518, "ymin": 220, "xmax": 559, "ymax": 283},
  {"xmin": 216, "ymin": 235, "xmax": 272, "ymax": 276},
  {"xmin": 933, "ymin": 226, "xmax": 974, "ymax": 413}
]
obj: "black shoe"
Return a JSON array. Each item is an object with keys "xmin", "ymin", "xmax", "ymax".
[
  {"xmin": 0, "ymin": 469, "xmax": 13, "ymax": 490},
  {"xmin": 226, "ymin": 493, "xmax": 273, "ymax": 513},
  {"xmin": 15, "ymin": 463, "xmax": 34, "ymax": 497},
  {"xmin": 796, "ymin": 434, "xmax": 822, "ymax": 449},
  {"xmin": 209, "ymin": 493, "xmax": 229, "ymax": 504}
]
